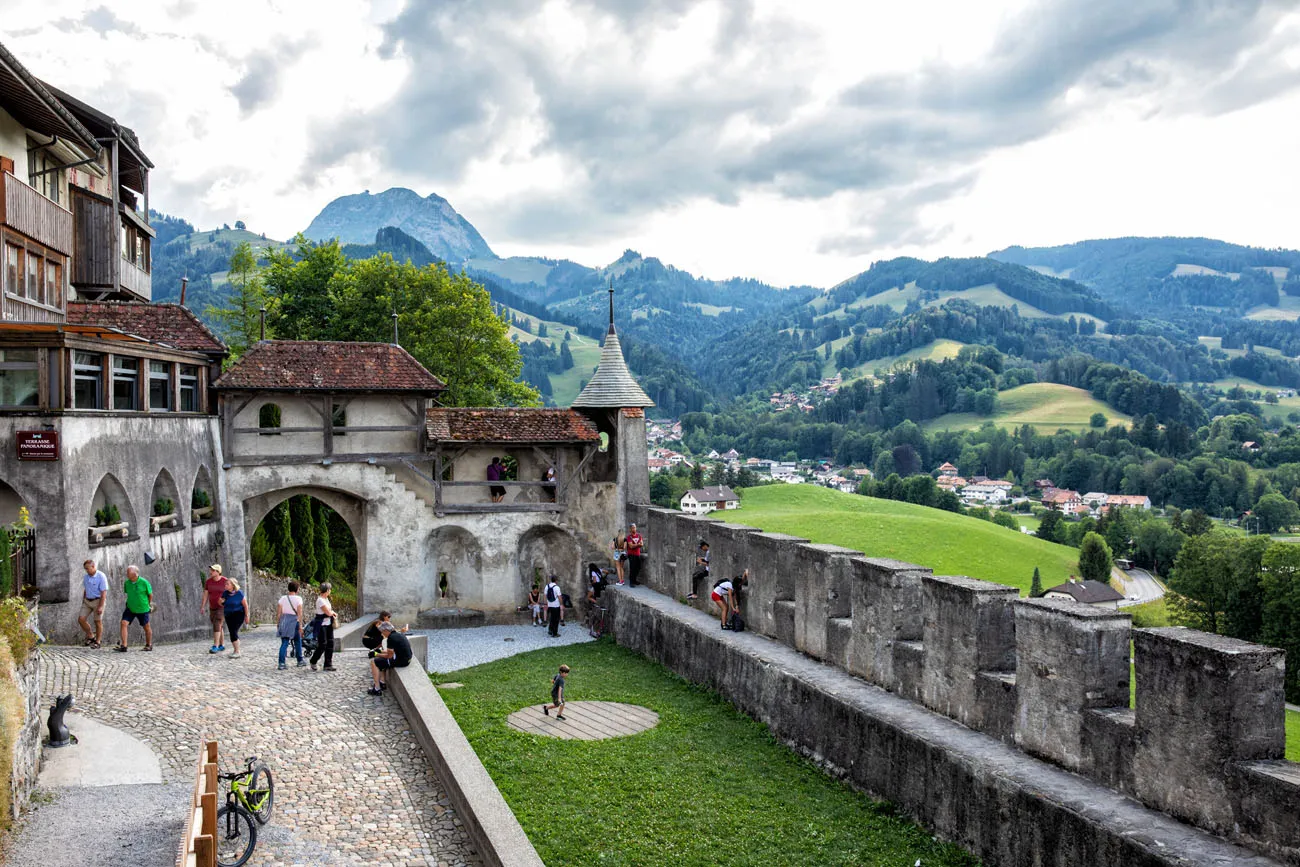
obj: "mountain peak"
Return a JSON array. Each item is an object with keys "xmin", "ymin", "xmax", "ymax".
[{"xmin": 303, "ymin": 188, "xmax": 496, "ymax": 261}]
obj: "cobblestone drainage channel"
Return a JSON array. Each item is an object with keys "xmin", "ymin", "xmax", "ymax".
[{"xmin": 506, "ymin": 701, "xmax": 659, "ymax": 741}]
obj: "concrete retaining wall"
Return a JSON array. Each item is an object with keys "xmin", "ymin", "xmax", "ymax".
[
  {"xmin": 389, "ymin": 661, "xmax": 543, "ymax": 867},
  {"xmin": 622, "ymin": 504, "xmax": 1300, "ymax": 866}
]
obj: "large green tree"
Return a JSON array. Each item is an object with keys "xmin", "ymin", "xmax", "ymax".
[
  {"xmin": 1252, "ymin": 492, "xmax": 1300, "ymax": 533},
  {"xmin": 1168, "ymin": 530, "xmax": 1239, "ymax": 633},
  {"xmin": 1077, "ymin": 531, "xmax": 1113, "ymax": 584},
  {"xmin": 290, "ymin": 496, "xmax": 317, "ymax": 584},
  {"xmin": 206, "ymin": 241, "xmax": 268, "ymax": 358},
  {"xmin": 1260, "ymin": 542, "xmax": 1300, "ymax": 702}
]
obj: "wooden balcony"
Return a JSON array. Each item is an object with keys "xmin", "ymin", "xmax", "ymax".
[
  {"xmin": 0, "ymin": 172, "xmax": 73, "ymax": 255},
  {"xmin": 121, "ymin": 258, "xmax": 150, "ymax": 299}
]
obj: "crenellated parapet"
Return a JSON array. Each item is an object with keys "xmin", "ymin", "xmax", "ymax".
[{"xmin": 629, "ymin": 505, "xmax": 1300, "ymax": 865}]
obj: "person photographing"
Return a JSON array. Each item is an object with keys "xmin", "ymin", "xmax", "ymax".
[{"xmin": 367, "ymin": 621, "xmax": 412, "ymax": 695}]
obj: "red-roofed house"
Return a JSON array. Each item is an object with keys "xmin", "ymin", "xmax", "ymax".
[{"xmin": 1042, "ymin": 488, "xmax": 1083, "ymax": 515}]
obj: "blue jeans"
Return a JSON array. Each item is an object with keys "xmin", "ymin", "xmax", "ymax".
[{"xmin": 278, "ymin": 634, "xmax": 302, "ymax": 665}]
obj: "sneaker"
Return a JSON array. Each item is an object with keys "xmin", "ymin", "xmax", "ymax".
[
  {"xmin": 114, "ymin": 645, "xmax": 128, "ymax": 653},
  {"xmin": 90, "ymin": 642, "xmax": 101, "ymax": 650},
  {"xmin": 542, "ymin": 705, "xmax": 550, "ymax": 715},
  {"xmin": 83, "ymin": 637, "xmax": 95, "ymax": 647},
  {"xmin": 380, "ymin": 682, "xmax": 388, "ymax": 690},
  {"xmin": 277, "ymin": 663, "xmax": 287, "ymax": 670},
  {"xmin": 231, "ymin": 652, "xmax": 241, "ymax": 659},
  {"xmin": 208, "ymin": 646, "xmax": 220, "ymax": 654},
  {"xmin": 556, "ymin": 714, "xmax": 567, "ymax": 721},
  {"xmin": 310, "ymin": 663, "xmax": 318, "ymax": 671},
  {"xmin": 323, "ymin": 666, "xmax": 337, "ymax": 671},
  {"xmin": 367, "ymin": 687, "xmax": 383, "ymax": 696},
  {"xmin": 296, "ymin": 661, "xmax": 307, "ymax": 667},
  {"xmin": 686, "ymin": 593, "xmax": 698, "ymax": 600},
  {"xmin": 217, "ymin": 645, "xmax": 225, "ymax": 652}
]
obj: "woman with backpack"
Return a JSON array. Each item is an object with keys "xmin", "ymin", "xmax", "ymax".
[
  {"xmin": 544, "ymin": 575, "xmax": 563, "ymax": 637},
  {"xmin": 712, "ymin": 570, "xmax": 749, "ymax": 630}
]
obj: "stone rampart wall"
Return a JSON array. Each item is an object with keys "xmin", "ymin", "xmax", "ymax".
[
  {"xmin": 627, "ymin": 504, "xmax": 1300, "ymax": 866},
  {"xmin": 7, "ymin": 648, "xmax": 40, "ymax": 823}
]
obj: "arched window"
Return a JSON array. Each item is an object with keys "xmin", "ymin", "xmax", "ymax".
[{"xmin": 258, "ymin": 403, "xmax": 282, "ymax": 435}]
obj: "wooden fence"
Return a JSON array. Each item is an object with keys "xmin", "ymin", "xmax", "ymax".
[
  {"xmin": 6, "ymin": 529, "xmax": 34, "ymax": 597},
  {"xmin": 176, "ymin": 739, "xmax": 218, "ymax": 867}
]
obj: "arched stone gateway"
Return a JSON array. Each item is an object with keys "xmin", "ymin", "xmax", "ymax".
[
  {"xmin": 241, "ymin": 484, "xmax": 367, "ymax": 599},
  {"xmin": 516, "ymin": 525, "xmax": 581, "ymax": 603}
]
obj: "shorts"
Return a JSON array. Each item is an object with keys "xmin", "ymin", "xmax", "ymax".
[
  {"xmin": 552, "ymin": 687, "xmax": 563, "ymax": 703},
  {"xmin": 208, "ymin": 608, "xmax": 224, "ymax": 628},
  {"xmin": 81, "ymin": 597, "xmax": 104, "ymax": 619},
  {"xmin": 490, "ymin": 485, "xmax": 506, "ymax": 497},
  {"xmin": 375, "ymin": 657, "xmax": 410, "ymax": 671},
  {"xmin": 122, "ymin": 608, "xmax": 151, "ymax": 625},
  {"xmin": 711, "ymin": 592, "xmax": 723, "ymax": 604}
]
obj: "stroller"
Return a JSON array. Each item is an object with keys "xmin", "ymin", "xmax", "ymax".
[{"xmin": 301, "ymin": 619, "xmax": 321, "ymax": 658}]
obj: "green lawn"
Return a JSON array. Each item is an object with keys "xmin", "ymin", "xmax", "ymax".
[
  {"xmin": 922, "ymin": 383, "xmax": 1132, "ymax": 434},
  {"xmin": 436, "ymin": 642, "xmax": 977, "ymax": 867},
  {"xmin": 737, "ymin": 484, "xmax": 1078, "ymax": 594}
]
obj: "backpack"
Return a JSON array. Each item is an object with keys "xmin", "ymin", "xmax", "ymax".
[
  {"xmin": 713, "ymin": 577, "xmax": 727, "ymax": 590},
  {"xmin": 546, "ymin": 583, "xmax": 558, "ymax": 603}
]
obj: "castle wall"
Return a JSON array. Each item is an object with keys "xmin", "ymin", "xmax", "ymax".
[{"xmin": 620, "ymin": 505, "xmax": 1300, "ymax": 866}]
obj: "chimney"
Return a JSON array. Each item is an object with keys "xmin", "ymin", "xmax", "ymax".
[{"xmin": 179, "ymin": 276, "xmax": 188, "ymax": 307}]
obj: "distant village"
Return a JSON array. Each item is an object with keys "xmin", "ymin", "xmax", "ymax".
[{"xmin": 648, "ymin": 418, "xmax": 1151, "ymax": 521}]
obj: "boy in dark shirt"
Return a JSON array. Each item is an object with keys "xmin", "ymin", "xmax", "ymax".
[{"xmin": 542, "ymin": 664, "xmax": 570, "ymax": 720}]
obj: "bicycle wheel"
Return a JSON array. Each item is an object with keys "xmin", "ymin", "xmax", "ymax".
[
  {"xmin": 215, "ymin": 804, "xmax": 256, "ymax": 867},
  {"xmin": 247, "ymin": 764, "xmax": 274, "ymax": 825}
]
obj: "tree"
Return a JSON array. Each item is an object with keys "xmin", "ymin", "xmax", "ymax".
[
  {"xmin": 1260, "ymin": 542, "xmax": 1300, "ymax": 702},
  {"xmin": 273, "ymin": 503, "xmax": 295, "ymax": 577},
  {"xmin": 234, "ymin": 220, "xmax": 247, "ymax": 230},
  {"xmin": 559, "ymin": 341, "xmax": 575, "ymax": 370},
  {"xmin": 1037, "ymin": 510, "xmax": 1063, "ymax": 542},
  {"xmin": 1090, "ymin": 412, "xmax": 1107, "ymax": 428},
  {"xmin": 1168, "ymin": 530, "xmax": 1237, "ymax": 633},
  {"xmin": 313, "ymin": 500, "xmax": 333, "ymax": 583},
  {"xmin": 690, "ymin": 462, "xmax": 705, "ymax": 489},
  {"xmin": 1253, "ymin": 492, "xmax": 1300, "ymax": 533},
  {"xmin": 206, "ymin": 241, "xmax": 268, "ymax": 357},
  {"xmin": 1078, "ymin": 532, "xmax": 1113, "ymax": 584},
  {"xmin": 1029, "ymin": 566, "xmax": 1043, "ymax": 598},
  {"xmin": 1182, "ymin": 509, "xmax": 1213, "ymax": 537},
  {"xmin": 291, "ymin": 496, "xmax": 317, "ymax": 584}
]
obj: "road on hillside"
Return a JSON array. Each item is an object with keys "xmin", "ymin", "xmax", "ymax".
[{"xmin": 1116, "ymin": 567, "xmax": 1165, "ymax": 607}]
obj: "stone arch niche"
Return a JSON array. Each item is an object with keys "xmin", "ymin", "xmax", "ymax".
[
  {"xmin": 149, "ymin": 468, "xmax": 183, "ymax": 531},
  {"xmin": 428, "ymin": 526, "xmax": 483, "ymax": 607},
  {"xmin": 89, "ymin": 473, "xmax": 137, "ymax": 542},
  {"xmin": 0, "ymin": 479, "xmax": 29, "ymax": 526},
  {"xmin": 516, "ymin": 525, "xmax": 581, "ymax": 602},
  {"xmin": 191, "ymin": 465, "xmax": 217, "ymax": 522}
]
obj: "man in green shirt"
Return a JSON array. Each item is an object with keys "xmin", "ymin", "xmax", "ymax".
[{"xmin": 115, "ymin": 565, "xmax": 154, "ymax": 652}]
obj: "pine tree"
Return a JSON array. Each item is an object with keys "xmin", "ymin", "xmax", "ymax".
[
  {"xmin": 1030, "ymin": 566, "xmax": 1043, "ymax": 598},
  {"xmin": 560, "ymin": 341, "xmax": 574, "ymax": 370},
  {"xmin": 291, "ymin": 496, "xmax": 317, "ymax": 585},
  {"xmin": 273, "ymin": 503, "xmax": 295, "ymax": 577},
  {"xmin": 313, "ymin": 500, "xmax": 332, "ymax": 583}
]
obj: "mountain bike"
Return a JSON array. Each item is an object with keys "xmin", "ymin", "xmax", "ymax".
[{"xmin": 215, "ymin": 757, "xmax": 274, "ymax": 867}]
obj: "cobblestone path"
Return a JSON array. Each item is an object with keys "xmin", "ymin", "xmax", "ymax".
[{"xmin": 41, "ymin": 631, "xmax": 479, "ymax": 867}]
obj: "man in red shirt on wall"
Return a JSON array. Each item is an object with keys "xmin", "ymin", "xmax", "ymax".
[{"xmin": 625, "ymin": 524, "xmax": 644, "ymax": 586}]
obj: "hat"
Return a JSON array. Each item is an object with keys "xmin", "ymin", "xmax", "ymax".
[
  {"xmin": 210, "ymin": 563, "xmax": 223, "ymax": 574},
  {"xmin": 378, "ymin": 622, "xmax": 397, "ymax": 632}
]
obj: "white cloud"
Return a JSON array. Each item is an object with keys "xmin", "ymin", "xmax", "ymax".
[{"xmin": 4, "ymin": 0, "xmax": 1299, "ymax": 287}]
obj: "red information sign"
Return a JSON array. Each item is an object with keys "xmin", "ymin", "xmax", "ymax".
[{"xmin": 15, "ymin": 430, "xmax": 59, "ymax": 461}]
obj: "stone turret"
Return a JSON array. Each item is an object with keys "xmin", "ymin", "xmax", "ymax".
[{"xmin": 572, "ymin": 289, "xmax": 654, "ymax": 513}]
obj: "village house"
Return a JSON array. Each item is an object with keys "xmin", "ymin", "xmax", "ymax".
[
  {"xmin": 1042, "ymin": 488, "xmax": 1084, "ymax": 515},
  {"xmin": 1104, "ymin": 494, "xmax": 1152, "ymax": 512},
  {"xmin": 937, "ymin": 475, "xmax": 967, "ymax": 492},
  {"xmin": 680, "ymin": 485, "xmax": 741, "ymax": 515},
  {"xmin": 936, "ymin": 461, "xmax": 958, "ymax": 477},
  {"xmin": 960, "ymin": 482, "xmax": 1008, "ymax": 505},
  {"xmin": 1043, "ymin": 578, "xmax": 1125, "ymax": 610}
]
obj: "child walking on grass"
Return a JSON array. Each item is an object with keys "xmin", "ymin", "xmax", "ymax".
[{"xmin": 542, "ymin": 664, "xmax": 570, "ymax": 720}]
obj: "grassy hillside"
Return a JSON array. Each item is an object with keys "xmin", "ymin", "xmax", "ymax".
[
  {"xmin": 503, "ymin": 307, "xmax": 604, "ymax": 405},
  {"xmin": 922, "ymin": 383, "xmax": 1132, "ymax": 433},
  {"xmin": 735, "ymin": 484, "xmax": 1077, "ymax": 594},
  {"xmin": 823, "ymin": 338, "xmax": 967, "ymax": 379}
]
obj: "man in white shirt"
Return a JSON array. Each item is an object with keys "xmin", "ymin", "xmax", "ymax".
[
  {"xmin": 544, "ymin": 575, "xmax": 563, "ymax": 638},
  {"xmin": 77, "ymin": 559, "xmax": 109, "ymax": 648}
]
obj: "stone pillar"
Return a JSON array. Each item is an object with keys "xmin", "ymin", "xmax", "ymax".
[
  {"xmin": 1132, "ymin": 627, "xmax": 1286, "ymax": 834},
  {"xmin": 793, "ymin": 543, "xmax": 859, "ymax": 664},
  {"xmin": 1014, "ymin": 598, "xmax": 1131, "ymax": 771},
  {"xmin": 644, "ymin": 507, "xmax": 678, "ymax": 593},
  {"xmin": 746, "ymin": 532, "xmax": 810, "ymax": 642},
  {"xmin": 616, "ymin": 408, "xmax": 649, "ymax": 509},
  {"xmin": 920, "ymin": 575, "xmax": 1017, "ymax": 729},
  {"xmin": 847, "ymin": 557, "xmax": 931, "ymax": 693}
]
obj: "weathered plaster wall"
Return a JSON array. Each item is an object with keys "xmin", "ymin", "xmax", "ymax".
[
  {"xmin": 0, "ymin": 110, "xmax": 30, "ymax": 180},
  {"xmin": 0, "ymin": 414, "xmax": 242, "ymax": 644}
]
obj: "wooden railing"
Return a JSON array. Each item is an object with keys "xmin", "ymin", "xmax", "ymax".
[
  {"xmin": 120, "ymin": 257, "xmax": 151, "ymax": 300},
  {"xmin": 177, "ymin": 740, "xmax": 218, "ymax": 867},
  {"xmin": 5, "ymin": 529, "xmax": 35, "ymax": 598},
  {"xmin": 0, "ymin": 172, "xmax": 73, "ymax": 255}
]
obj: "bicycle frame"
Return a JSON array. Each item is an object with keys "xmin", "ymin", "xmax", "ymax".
[{"xmin": 231, "ymin": 773, "xmax": 270, "ymax": 815}]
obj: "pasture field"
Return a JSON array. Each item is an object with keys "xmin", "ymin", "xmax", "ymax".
[{"xmin": 922, "ymin": 383, "xmax": 1132, "ymax": 433}]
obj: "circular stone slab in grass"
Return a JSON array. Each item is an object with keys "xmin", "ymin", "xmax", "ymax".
[{"xmin": 507, "ymin": 701, "xmax": 659, "ymax": 740}]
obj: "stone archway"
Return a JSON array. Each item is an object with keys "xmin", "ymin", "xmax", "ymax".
[
  {"xmin": 516, "ymin": 525, "xmax": 581, "ymax": 603},
  {"xmin": 428, "ymin": 526, "xmax": 484, "ymax": 607},
  {"xmin": 242, "ymin": 485, "xmax": 367, "ymax": 606}
]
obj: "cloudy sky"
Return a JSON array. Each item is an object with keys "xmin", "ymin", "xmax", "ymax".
[{"xmin": 6, "ymin": 0, "xmax": 1300, "ymax": 287}]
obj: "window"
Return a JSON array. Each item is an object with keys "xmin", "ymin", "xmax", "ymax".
[
  {"xmin": 25, "ymin": 252, "xmax": 39, "ymax": 302},
  {"xmin": 4, "ymin": 245, "xmax": 20, "ymax": 297},
  {"xmin": 331, "ymin": 404, "xmax": 346, "ymax": 437},
  {"xmin": 148, "ymin": 360, "xmax": 172, "ymax": 411},
  {"xmin": 258, "ymin": 403, "xmax": 282, "ymax": 435},
  {"xmin": 44, "ymin": 260, "xmax": 62, "ymax": 308},
  {"xmin": 112, "ymin": 356, "xmax": 139, "ymax": 410},
  {"xmin": 73, "ymin": 351, "xmax": 103, "ymax": 409},
  {"xmin": 121, "ymin": 225, "xmax": 150, "ymax": 272},
  {"xmin": 0, "ymin": 349, "xmax": 38, "ymax": 407},
  {"xmin": 179, "ymin": 365, "xmax": 199, "ymax": 412}
]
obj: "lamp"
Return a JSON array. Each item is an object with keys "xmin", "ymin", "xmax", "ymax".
[{"xmin": 143, "ymin": 550, "xmax": 157, "ymax": 566}]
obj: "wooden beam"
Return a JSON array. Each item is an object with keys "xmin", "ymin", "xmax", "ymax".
[
  {"xmin": 435, "ymin": 503, "xmax": 567, "ymax": 515},
  {"xmin": 322, "ymin": 395, "xmax": 333, "ymax": 457}
]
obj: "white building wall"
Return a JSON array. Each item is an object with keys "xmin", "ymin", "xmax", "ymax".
[{"xmin": 0, "ymin": 109, "xmax": 30, "ymax": 180}]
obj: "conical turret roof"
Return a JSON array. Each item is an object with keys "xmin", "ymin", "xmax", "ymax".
[{"xmin": 571, "ymin": 289, "xmax": 654, "ymax": 409}]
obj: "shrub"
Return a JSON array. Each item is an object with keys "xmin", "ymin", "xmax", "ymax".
[
  {"xmin": 0, "ymin": 598, "xmax": 36, "ymax": 667},
  {"xmin": 152, "ymin": 498, "xmax": 174, "ymax": 517},
  {"xmin": 192, "ymin": 489, "xmax": 211, "ymax": 509},
  {"xmin": 93, "ymin": 507, "xmax": 107, "ymax": 527},
  {"xmin": 107, "ymin": 504, "xmax": 121, "ymax": 524}
]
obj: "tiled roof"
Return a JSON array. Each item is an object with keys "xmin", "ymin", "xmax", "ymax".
[
  {"xmin": 1044, "ymin": 580, "xmax": 1124, "ymax": 604},
  {"xmin": 66, "ymin": 302, "xmax": 226, "ymax": 354},
  {"xmin": 684, "ymin": 486, "xmax": 739, "ymax": 502},
  {"xmin": 213, "ymin": 341, "xmax": 445, "ymax": 391},
  {"xmin": 571, "ymin": 329, "xmax": 654, "ymax": 408},
  {"xmin": 425, "ymin": 407, "xmax": 601, "ymax": 443}
]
